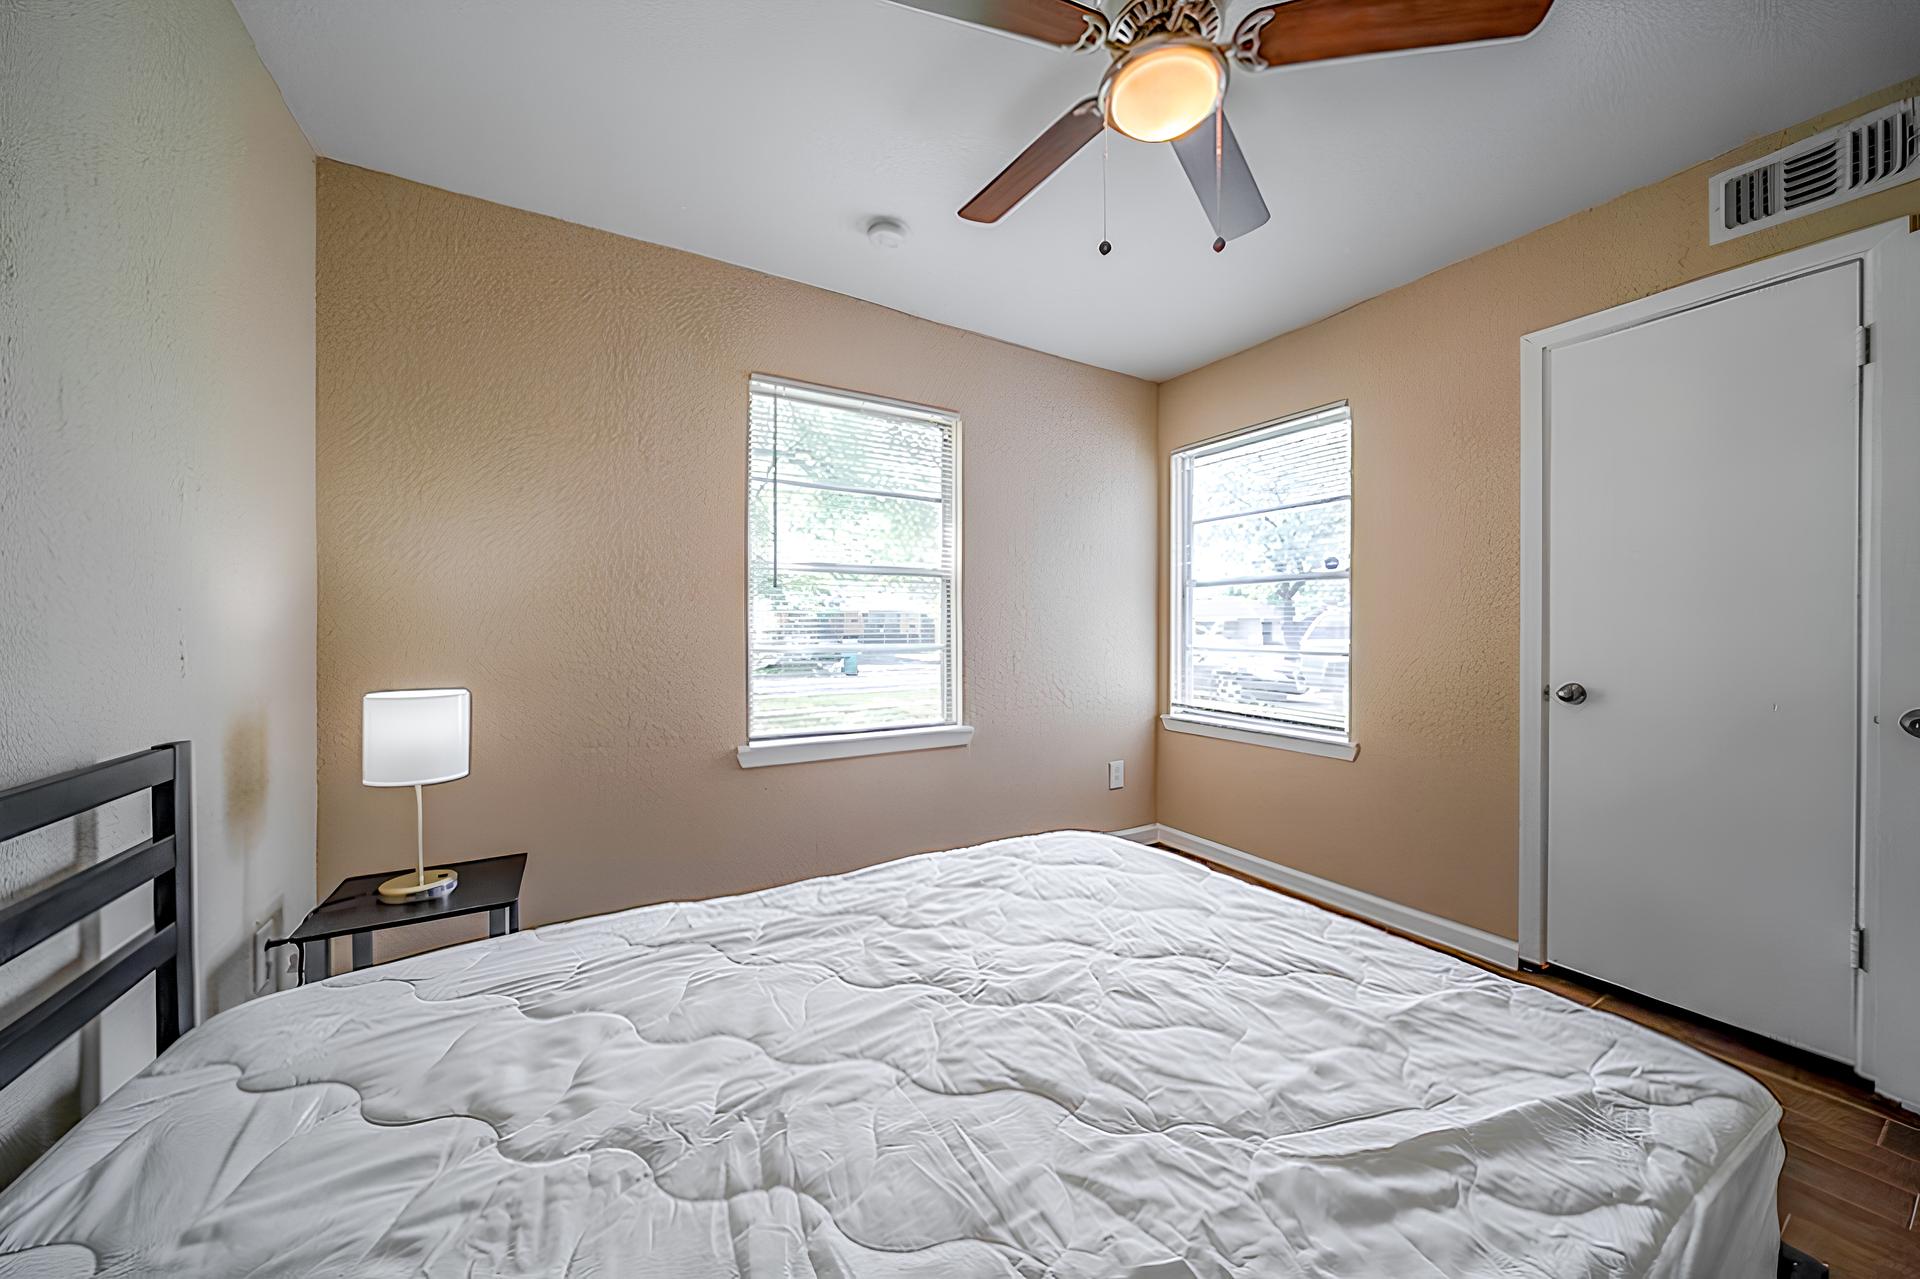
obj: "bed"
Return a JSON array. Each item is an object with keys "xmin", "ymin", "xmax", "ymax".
[{"xmin": 0, "ymin": 786, "xmax": 1783, "ymax": 1275}]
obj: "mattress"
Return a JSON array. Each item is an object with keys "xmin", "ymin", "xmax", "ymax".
[{"xmin": 0, "ymin": 831, "xmax": 1782, "ymax": 1277}]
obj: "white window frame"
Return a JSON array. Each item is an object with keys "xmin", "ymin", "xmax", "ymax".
[
  {"xmin": 1164, "ymin": 402, "xmax": 1357, "ymax": 761},
  {"xmin": 736, "ymin": 375, "xmax": 969, "ymax": 769}
]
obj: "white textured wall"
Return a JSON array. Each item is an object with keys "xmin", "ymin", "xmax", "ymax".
[{"xmin": 0, "ymin": 0, "xmax": 316, "ymax": 1182}]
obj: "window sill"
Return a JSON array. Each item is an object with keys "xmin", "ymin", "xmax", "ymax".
[
  {"xmin": 1160, "ymin": 714, "xmax": 1358, "ymax": 761},
  {"xmin": 737, "ymin": 724, "xmax": 974, "ymax": 769}
]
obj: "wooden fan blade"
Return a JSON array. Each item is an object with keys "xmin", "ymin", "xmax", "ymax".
[
  {"xmin": 959, "ymin": 98, "xmax": 1104, "ymax": 223},
  {"xmin": 1170, "ymin": 111, "xmax": 1271, "ymax": 242},
  {"xmin": 883, "ymin": 0, "xmax": 1107, "ymax": 51},
  {"xmin": 1231, "ymin": 0, "xmax": 1553, "ymax": 70}
]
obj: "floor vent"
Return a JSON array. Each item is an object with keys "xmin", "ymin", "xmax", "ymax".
[{"xmin": 1710, "ymin": 98, "xmax": 1917, "ymax": 244}]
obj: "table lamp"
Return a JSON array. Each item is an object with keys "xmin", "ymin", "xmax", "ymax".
[{"xmin": 363, "ymin": 688, "xmax": 469, "ymax": 903}]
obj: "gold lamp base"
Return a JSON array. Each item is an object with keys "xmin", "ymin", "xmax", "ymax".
[{"xmin": 377, "ymin": 866, "xmax": 458, "ymax": 903}]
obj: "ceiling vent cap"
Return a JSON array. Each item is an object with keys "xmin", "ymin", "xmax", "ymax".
[{"xmin": 866, "ymin": 217, "xmax": 909, "ymax": 250}]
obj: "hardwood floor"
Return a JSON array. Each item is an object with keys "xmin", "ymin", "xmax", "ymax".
[{"xmin": 1171, "ymin": 849, "xmax": 1920, "ymax": 1278}]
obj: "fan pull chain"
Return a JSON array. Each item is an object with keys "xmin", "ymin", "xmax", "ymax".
[
  {"xmin": 1099, "ymin": 129, "xmax": 1111, "ymax": 256},
  {"xmin": 1212, "ymin": 97, "xmax": 1226, "ymax": 254}
]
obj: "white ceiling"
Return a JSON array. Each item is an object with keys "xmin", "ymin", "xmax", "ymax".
[{"xmin": 235, "ymin": 0, "xmax": 1920, "ymax": 380}]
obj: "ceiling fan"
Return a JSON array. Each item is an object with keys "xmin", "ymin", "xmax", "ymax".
[{"xmin": 886, "ymin": 0, "xmax": 1555, "ymax": 247}]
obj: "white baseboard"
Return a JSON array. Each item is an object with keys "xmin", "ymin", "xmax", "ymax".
[
  {"xmin": 1148, "ymin": 824, "xmax": 1521, "ymax": 969},
  {"xmin": 1107, "ymin": 824, "xmax": 1160, "ymax": 844}
]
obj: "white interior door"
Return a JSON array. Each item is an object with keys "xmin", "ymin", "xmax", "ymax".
[
  {"xmin": 1544, "ymin": 263, "xmax": 1862, "ymax": 1061},
  {"xmin": 1864, "ymin": 228, "xmax": 1920, "ymax": 1104}
]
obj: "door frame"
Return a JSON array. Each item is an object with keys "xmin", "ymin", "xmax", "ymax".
[{"xmin": 1519, "ymin": 219, "xmax": 1911, "ymax": 1069}]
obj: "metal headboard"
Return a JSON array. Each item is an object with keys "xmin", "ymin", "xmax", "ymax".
[{"xmin": 0, "ymin": 743, "xmax": 195, "ymax": 1090}]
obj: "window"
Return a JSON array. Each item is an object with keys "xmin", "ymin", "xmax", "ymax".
[
  {"xmin": 1168, "ymin": 403, "xmax": 1353, "ymax": 753},
  {"xmin": 740, "ymin": 376, "xmax": 965, "ymax": 765}
]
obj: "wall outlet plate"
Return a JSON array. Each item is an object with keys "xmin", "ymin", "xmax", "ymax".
[{"xmin": 1108, "ymin": 760, "xmax": 1125, "ymax": 790}]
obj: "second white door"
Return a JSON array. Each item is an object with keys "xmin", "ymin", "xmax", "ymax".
[{"xmin": 1544, "ymin": 262, "xmax": 1861, "ymax": 1062}]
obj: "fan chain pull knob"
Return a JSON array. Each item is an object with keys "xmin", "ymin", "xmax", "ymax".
[
  {"xmin": 1099, "ymin": 240, "xmax": 1111, "ymax": 256},
  {"xmin": 1213, "ymin": 237, "xmax": 1226, "ymax": 253}
]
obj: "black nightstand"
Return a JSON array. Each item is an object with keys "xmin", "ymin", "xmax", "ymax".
[{"xmin": 286, "ymin": 852, "xmax": 527, "ymax": 983}]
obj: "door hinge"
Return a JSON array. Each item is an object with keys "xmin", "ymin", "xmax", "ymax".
[
  {"xmin": 1858, "ymin": 324, "xmax": 1874, "ymax": 366},
  {"xmin": 1852, "ymin": 926, "xmax": 1869, "ymax": 972}
]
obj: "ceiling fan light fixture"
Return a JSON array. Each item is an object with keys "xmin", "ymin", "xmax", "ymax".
[{"xmin": 1102, "ymin": 39, "xmax": 1226, "ymax": 144}]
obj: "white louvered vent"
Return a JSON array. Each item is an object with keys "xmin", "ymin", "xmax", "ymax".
[{"xmin": 1710, "ymin": 98, "xmax": 1917, "ymax": 244}]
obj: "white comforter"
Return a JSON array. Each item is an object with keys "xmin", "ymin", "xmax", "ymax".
[{"xmin": 0, "ymin": 832, "xmax": 1780, "ymax": 1277}]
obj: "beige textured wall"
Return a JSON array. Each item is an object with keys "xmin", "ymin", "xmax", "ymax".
[
  {"xmin": 317, "ymin": 163, "xmax": 1157, "ymax": 949},
  {"xmin": 1157, "ymin": 77, "xmax": 1920, "ymax": 940},
  {"xmin": 0, "ymin": 0, "xmax": 316, "ymax": 1180}
]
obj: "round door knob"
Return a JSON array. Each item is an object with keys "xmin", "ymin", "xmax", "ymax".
[
  {"xmin": 1901, "ymin": 709, "xmax": 1920, "ymax": 739},
  {"xmin": 1554, "ymin": 682, "xmax": 1588, "ymax": 705}
]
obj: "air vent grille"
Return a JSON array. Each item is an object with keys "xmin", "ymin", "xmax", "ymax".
[
  {"xmin": 1781, "ymin": 141, "xmax": 1839, "ymax": 209},
  {"xmin": 1723, "ymin": 166, "xmax": 1776, "ymax": 228},
  {"xmin": 1849, "ymin": 108, "xmax": 1916, "ymax": 187},
  {"xmin": 1709, "ymin": 98, "xmax": 1918, "ymax": 243}
]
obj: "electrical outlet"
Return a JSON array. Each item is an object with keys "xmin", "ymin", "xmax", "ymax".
[{"xmin": 1108, "ymin": 760, "xmax": 1125, "ymax": 790}]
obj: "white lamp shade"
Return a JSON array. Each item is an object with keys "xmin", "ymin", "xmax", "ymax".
[{"xmin": 362, "ymin": 689, "xmax": 470, "ymax": 787}]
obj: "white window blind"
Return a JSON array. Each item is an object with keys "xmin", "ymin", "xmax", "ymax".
[
  {"xmin": 748, "ymin": 376, "xmax": 960, "ymax": 742},
  {"xmin": 1170, "ymin": 403, "xmax": 1352, "ymax": 741}
]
